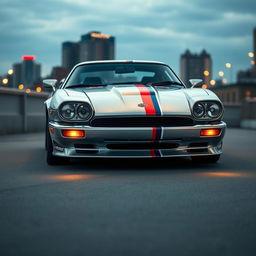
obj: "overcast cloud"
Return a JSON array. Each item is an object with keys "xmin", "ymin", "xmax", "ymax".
[{"xmin": 0, "ymin": 0, "xmax": 255, "ymax": 80}]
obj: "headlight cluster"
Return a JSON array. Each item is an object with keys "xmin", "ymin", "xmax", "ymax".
[
  {"xmin": 192, "ymin": 101, "xmax": 223, "ymax": 120},
  {"xmin": 59, "ymin": 102, "xmax": 93, "ymax": 121}
]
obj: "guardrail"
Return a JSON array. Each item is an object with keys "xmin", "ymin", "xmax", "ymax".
[{"xmin": 0, "ymin": 87, "xmax": 49, "ymax": 135}]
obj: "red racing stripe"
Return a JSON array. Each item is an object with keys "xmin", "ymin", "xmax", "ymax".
[
  {"xmin": 152, "ymin": 127, "xmax": 157, "ymax": 140},
  {"xmin": 135, "ymin": 84, "xmax": 156, "ymax": 115},
  {"xmin": 150, "ymin": 149, "xmax": 156, "ymax": 158}
]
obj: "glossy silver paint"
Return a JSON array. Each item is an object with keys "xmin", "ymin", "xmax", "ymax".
[{"xmin": 45, "ymin": 60, "xmax": 226, "ymax": 158}]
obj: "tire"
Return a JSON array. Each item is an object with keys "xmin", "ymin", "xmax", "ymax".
[
  {"xmin": 45, "ymin": 120, "xmax": 69, "ymax": 165},
  {"xmin": 191, "ymin": 154, "xmax": 221, "ymax": 163}
]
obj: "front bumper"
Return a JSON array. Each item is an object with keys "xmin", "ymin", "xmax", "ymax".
[{"xmin": 48, "ymin": 121, "xmax": 226, "ymax": 158}]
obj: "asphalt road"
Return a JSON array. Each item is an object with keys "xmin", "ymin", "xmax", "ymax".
[{"xmin": 0, "ymin": 128, "xmax": 256, "ymax": 256}]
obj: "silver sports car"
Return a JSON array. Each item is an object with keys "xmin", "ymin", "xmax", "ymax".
[{"xmin": 44, "ymin": 60, "xmax": 226, "ymax": 165}]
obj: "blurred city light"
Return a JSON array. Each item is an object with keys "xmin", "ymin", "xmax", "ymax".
[
  {"xmin": 210, "ymin": 80, "xmax": 216, "ymax": 86},
  {"xmin": 36, "ymin": 86, "xmax": 42, "ymax": 92},
  {"xmin": 223, "ymin": 78, "xmax": 228, "ymax": 84},
  {"xmin": 25, "ymin": 88, "xmax": 31, "ymax": 93},
  {"xmin": 225, "ymin": 63, "xmax": 232, "ymax": 68},
  {"xmin": 251, "ymin": 60, "xmax": 255, "ymax": 65},
  {"xmin": 7, "ymin": 69, "xmax": 14, "ymax": 75},
  {"xmin": 90, "ymin": 32, "xmax": 110, "ymax": 39},
  {"xmin": 248, "ymin": 52, "xmax": 254, "ymax": 58},
  {"xmin": 203, "ymin": 70, "xmax": 210, "ymax": 76},
  {"xmin": 218, "ymin": 71, "xmax": 224, "ymax": 77},
  {"xmin": 18, "ymin": 84, "xmax": 24, "ymax": 90},
  {"xmin": 2, "ymin": 78, "xmax": 8, "ymax": 85},
  {"xmin": 22, "ymin": 55, "xmax": 35, "ymax": 60},
  {"xmin": 202, "ymin": 84, "xmax": 208, "ymax": 89}
]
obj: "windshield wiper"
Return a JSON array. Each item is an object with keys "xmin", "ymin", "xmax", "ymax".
[
  {"xmin": 66, "ymin": 84, "xmax": 105, "ymax": 88},
  {"xmin": 150, "ymin": 81, "xmax": 184, "ymax": 87}
]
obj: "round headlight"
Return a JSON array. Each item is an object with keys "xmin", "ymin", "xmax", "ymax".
[
  {"xmin": 60, "ymin": 103, "xmax": 75, "ymax": 120},
  {"xmin": 77, "ymin": 103, "xmax": 92, "ymax": 120},
  {"xmin": 193, "ymin": 102, "xmax": 205, "ymax": 118},
  {"xmin": 207, "ymin": 103, "xmax": 221, "ymax": 118}
]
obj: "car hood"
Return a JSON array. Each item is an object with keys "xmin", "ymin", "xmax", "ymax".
[{"xmin": 58, "ymin": 84, "xmax": 218, "ymax": 117}]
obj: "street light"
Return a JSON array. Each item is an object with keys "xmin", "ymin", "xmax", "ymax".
[
  {"xmin": 218, "ymin": 71, "xmax": 224, "ymax": 77},
  {"xmin": 36, "ymin": 86, "xmax": 42, "ymax": 92},
  {"xmin": 18, "ymin": 84, "xmax": 24, "ymax": 90},
  {"xmin": 203, "ymin": 70, "xmax": 210, "ymax": 76},
  {"xmin": 248, "ymin": 52, "xmax": 254, "ymax": 58},
  {"xmin": 210, "ymin": 80, "xmax": 216, "ymax": 86},
  {"xmin": 7, "ymin": 69, "xmax": 14, "ymax": 75},
  {"xmin": 2, "ymin": 78, "xmax": 8, "ymax": 85},
  {"xmin": 225, "ymin": 63, "xmax": 231, "ymax": 68}
]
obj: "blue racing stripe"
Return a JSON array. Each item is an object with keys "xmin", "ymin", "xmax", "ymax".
[
  {"xmin": 154, "ymin": 149, "xmax": 161, "ymax": 157},
  {"xmin": 156, "ymin": 127, "xmax": 162, "ymax": 140},
  {"xmin": 145, "ymin": 85, "xmax": 162, "ymax": 116}
]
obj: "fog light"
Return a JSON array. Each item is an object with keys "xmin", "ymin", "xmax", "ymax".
[
  {"xmin": 200, "ymin": 128, "xmax": 221, "ymax": 136},
  {"xmin": 62, "ymin": 130, "xmax": 85, "ymax": 138}
]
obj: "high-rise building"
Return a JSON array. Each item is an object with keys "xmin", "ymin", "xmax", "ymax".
[
  {"xmin": 79, "ymin": 31, "xmax": 115, "ymax": 62},
  {"xmin": 12, "ymin": 56, "xmax": 41, "ymax": 88},
  {"xmin": 180, "ymin": 49, "xmax": 212, "ymax": 87},
  {"xmin": 61, "ymin": 31, "xmax": 115, "ymax": 72},
  {"xmin": 62, "ymin": 42, "xmax": 80, "ymax": 72}
]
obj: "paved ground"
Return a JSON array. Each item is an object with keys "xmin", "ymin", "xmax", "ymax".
[{"xmin": 0, "ymin": 128, "xmax": 256, "ymax": 256}]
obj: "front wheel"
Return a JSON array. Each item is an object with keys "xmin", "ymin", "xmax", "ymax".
[
  {"xmin": 46, "ymin": 124, "xmax": 70, "ymax": 165},
  {"xmin": 191, "ymin": 154, "xmax": 221, "ymax": 163}
]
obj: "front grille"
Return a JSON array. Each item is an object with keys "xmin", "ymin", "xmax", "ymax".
[
  {"xmin": 107, "ymin": 142, "xmax": 179, "ymax": 150},
  {"xmin": 90, "ymin": 116, "xmax": 193, "ymax": 127}
]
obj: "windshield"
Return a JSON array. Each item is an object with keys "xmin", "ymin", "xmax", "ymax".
[{"xmin": 64, "ymin": 62, "xmax": 184, "ymax": 88}]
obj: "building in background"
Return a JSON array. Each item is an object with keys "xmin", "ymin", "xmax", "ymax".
[
  {"xmin": 50, "ymin": 66, "xmax": 68, "ymax": 82},
  {"xmin": 237, "ymin": 27, "xmax": 256, "ymax": 83},
  {"xmin": 62, "ymin": 31, "xmax": 115, "ymax": 72},
  {"xmin": 180, "ymin": 49, "xmax": 212, "ymax": 87},
  {"xmin": 79, "ymin": 31, "xmax": 115, "ymax": 62},
  {"xmin": 12, "ymin": 56, "xmax": 41, "ymax": 89},
  {"xmin": 62, "ymin": 42, "xmax": 80, "ymax": 72}
]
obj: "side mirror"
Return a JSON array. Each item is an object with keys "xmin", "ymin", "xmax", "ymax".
[
  {"xmin": 189, "ymin": 79, "xmax": 203, "ymax": 88},
  {"xmin": 43, "ymin": 79, "xmax": 58, "ymax": 91}
]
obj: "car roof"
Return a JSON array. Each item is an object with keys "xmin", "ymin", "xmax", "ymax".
[{"xmin": 75, "ymin": 60, "xmax": 167, "ymax": 67}]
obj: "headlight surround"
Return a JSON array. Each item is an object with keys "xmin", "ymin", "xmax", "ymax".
[
  {"xmin": 59, "ymin": 103, "xmax": 75, "ymax": 120},
  {"xmin": 59, "ymin": 102, "xmax": 93, "ymax": 121},
  {"xmin": 77, "ymin": 103, "xmax": 92, "ymax": 120},
  {"xmin": 193, "ymin": 102, "xmax": 205, "ymax": 118},
  {"xmin": 192, "ymin": 101, "xmax": 223, "ymax": 120},
  {"xmin": 206, "ymin": 102, "xmax": 221, "ymax": 118}
]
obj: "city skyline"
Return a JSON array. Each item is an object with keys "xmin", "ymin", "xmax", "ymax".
[{"xmin": 0, "ymin": 0, "xmax": 255, "ymax": 80}]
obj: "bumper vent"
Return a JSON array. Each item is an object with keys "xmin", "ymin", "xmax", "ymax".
[
  {"xmin": 107, "ymin": 142, "xmax": 179, "ymax": 150},
  {"xmin": 90, "ymin": 117, "xmax": 193, "ymax": 127}
]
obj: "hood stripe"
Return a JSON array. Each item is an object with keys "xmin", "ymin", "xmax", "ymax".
[
  {"xmin": 145, "ymin": 85, "xmax": 162, "ymax": 116},
  {"xmin": 135, "ymin": 84, "xmax": 161, "ymax": 116}
]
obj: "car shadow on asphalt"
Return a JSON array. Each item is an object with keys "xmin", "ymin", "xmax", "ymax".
[{"xmin": 52, "ymin": 156, "xmax": 221, "ymax": 174}]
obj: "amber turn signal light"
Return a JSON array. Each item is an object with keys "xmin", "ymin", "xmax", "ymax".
[
  {"xmin": 62, "ymin": 130, "xmax": 85, "ymax": 138},
  {"xmin": 200, "ymin": 128, "xmax": 221, "ymax": 136}
]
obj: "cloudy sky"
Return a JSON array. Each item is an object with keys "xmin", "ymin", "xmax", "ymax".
[{"xmin": 0, "ymin": 0, "xmax": 255, "ymax": 81}]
